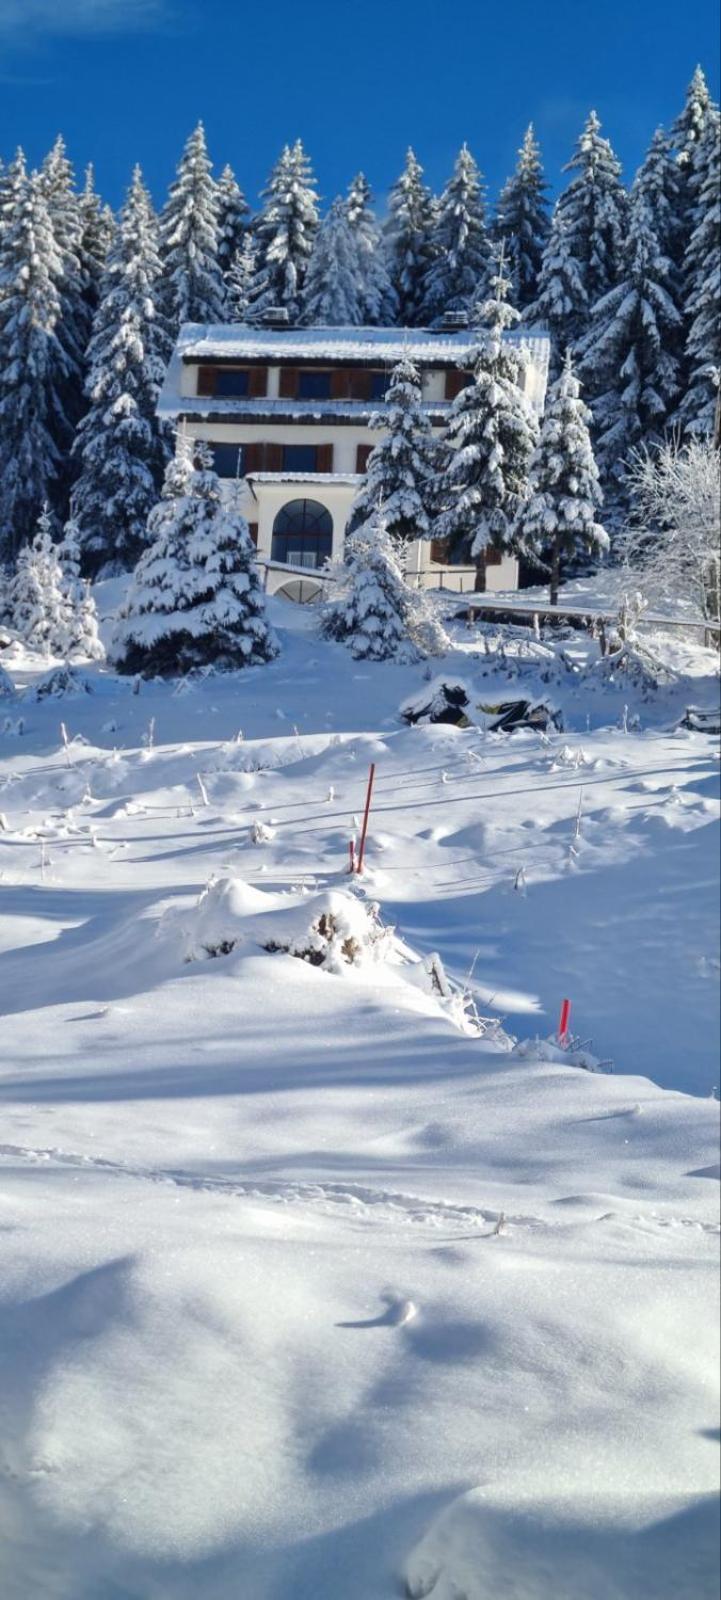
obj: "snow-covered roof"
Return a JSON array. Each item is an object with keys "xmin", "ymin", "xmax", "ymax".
[
  {"xmin": 174, "ymin": 322, "xmax": 551, "ymax": 368},
  {"xmin": 247, "ymin": 471, "xmax": 363, "ymax": 485},
  {"xmin": 158, "ymin": 395, "xmax": 451, "ymax": 424}
]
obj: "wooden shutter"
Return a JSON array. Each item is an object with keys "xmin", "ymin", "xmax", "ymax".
[
  {"xmin": 355, "ymin": 443, "xmax": 372, "ymax": 473},
  {"xmin": 445, "ymin": 369, "xmax": 469, "ymax": 400},
  {"xmin": 196, "ymin": 365, "xmax": 216, "ymax": 396},
  {"xmin": 279, "ymin": 367, "xmax": 298, "ymax": 398},
  {"xmin": 247, "ymin": 522, "xmax": 259, "ymax": 548},
  {"xmin": 316, "ymin": 443, "xmax": 333, "ymax": 473},
  {"xmin": 244, "ymin": 443, "xmax": 261, "ymax": 473},
  {"xmin": 248, "ymin": 366, "xmax": 268, "ymax": 397},
  {"xmin": 330, "ymin": 368, "xmax": 350, "ymax": 400},
  {"xmin": 485, "ymin": 546, "xmax": 503, "ymax": 566},
  {"xmin": 430, "ymin": 537, "xmax": 451, "ymax": 564},
  {"xmin": 263, "ymin": 442, "xmax": 283, "ymax": 471}
]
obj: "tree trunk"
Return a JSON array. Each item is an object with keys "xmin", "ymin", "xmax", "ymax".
[{"xmin": 549, "ymin": 542, "xmax": 561, "ymax": 608}]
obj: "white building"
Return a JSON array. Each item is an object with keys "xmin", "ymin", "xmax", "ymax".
[{"xmin": 158, "ymin": 320, "xmax": 551, "ymax": 603}]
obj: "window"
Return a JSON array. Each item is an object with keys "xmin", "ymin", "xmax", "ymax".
[
  {"xmin": 297, "ymin": 369, "xmax": 332, "ymax": 399},
  {"xmin": 208, "ymin": 442, "xmax": 244, "ymax": 478},
  {"xmin": 214, "ymin": 368, "xmax": 250, "ymax": 397},
  {"xmin": 282, "ymin": 444, "xmax": 319, "ymax": 472},
  {"xmin": 368, "ymin": 371, "xmax": 387, "ymax": 400},
  {"xmin": 271, "ymin": 499, "xmax": 333, "ymax": 569}
]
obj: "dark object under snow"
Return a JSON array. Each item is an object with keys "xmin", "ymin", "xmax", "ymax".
[
  {"xmin": 480, "ymin": 698, "xmax": 562, "ymax": 733},
  {"xmin": 34, "ymin": 666, "xmax": 94, "ymax": 700},
  {"xmin": 679, "ymin": 706, "xmax": 721, "ymax": 735},
  {"xmin": 401, "ymin": 679, "xmax": 472, "ymax": 727}
]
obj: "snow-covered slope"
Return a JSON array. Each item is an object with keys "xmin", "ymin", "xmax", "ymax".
[{"xmin": 0, "ymin": 606, "xmax": 718, "ymax": 1599}]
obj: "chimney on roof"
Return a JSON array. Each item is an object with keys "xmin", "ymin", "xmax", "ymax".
[
  {"xmin": 259, "ymin": 307, "xmax": 291, "ymax": 328},
  {"xmin": 432, "ymin": 311, "xmax": 470, "ymax": 332}
]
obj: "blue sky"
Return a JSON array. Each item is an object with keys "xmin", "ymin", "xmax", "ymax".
[{"xmin": 0, "ymin": 0, "xmax": 718, "ymax": 214}]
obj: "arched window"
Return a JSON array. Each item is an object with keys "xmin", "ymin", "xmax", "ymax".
[{"xmin": 271, "ymin": 499, "xmax": 333, "ymax": 569}]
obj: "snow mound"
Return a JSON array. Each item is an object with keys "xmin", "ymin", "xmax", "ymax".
[
  {"xmin": 0, "ymin": 663, "xmax": 16, "ymax": 698},
  {"xmin": 33, "ymin": 665, "xmax": 94, "ymax": 700}
]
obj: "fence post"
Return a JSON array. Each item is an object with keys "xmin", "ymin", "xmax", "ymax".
[{"xmin": 356, "ymin": 763, "xmax": 376, "ymax": 874}]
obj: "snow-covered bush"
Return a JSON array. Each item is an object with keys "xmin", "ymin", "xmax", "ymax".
[
  {"xmin": 34, "ymin": 665, "xmax": 94, "ymax": 699},
  {"xmin": 112, "ymin": 445, "xmax": 278, "ymax": 677},
  {"xmin": 321, "ymin": 511, "xmax": 448, "ymax": 663},
  {"xmin": 57, "ymin": 521, "xmax": 105, "ymax": 660},
  {"xmin": 8, "ymin": 508, "xmax": 69, "ymax": 655},
  {"xmin": 514, "ymin": 354, "xmax": 608, "ymax": 602}
]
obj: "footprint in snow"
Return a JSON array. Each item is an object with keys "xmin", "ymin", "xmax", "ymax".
[{"xmin": 337, "ymin": 1292, "xmax": 418, "ymax": 1330}]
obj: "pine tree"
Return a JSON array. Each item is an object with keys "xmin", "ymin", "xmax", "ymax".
[
  {"xmin": 160, "ymin": 123, "xmax": 225, "ymax": 333},
  {"xmin": 247, "ymin": 141, "xmax": 319, "ymax": 323},
  {"xmin": 112, "ymin": 444, "xmax": 278, "ymax": 677},
  {"xmin": 345, "ymin": 173, "xmax": 397, "ymax": 324},
  {"xmin": 673, "ymin": 66, "xmax": 713, "ymax": 184},
  {"xmin": 633, "ymin": 128, "xmax": 685, "ymax": 269},
  {"xmin": 422, "ymin": 144, "xmax": 490, "ymax": 324},
  {"xmin": 71, "ymin": 168, "xmax": 172, "ymax": 574},
  {"xmin": 39, "ymin": 136, "xmax": 87, "ymax": 460},
  {"xmin": 58, "ymin": 519, "xmax": 105, "ymax": 659},
  {"xmin": 78, "ymin": 165, "xmax": 115, "ymax": 336},
  {"xmin": 525, "ymin": 111, "xmax": 627, "ymax": 361},
  {"xmin": 302, "ymin": 198, "xmax": 365, "ymax": 325},
  {"xmin": 216, "ymin": 164, "xmax": 250, "ymax": 279},
  {"xmin": 9, "ymin": 506, "xmax": 69, "ymax": 653},
  {"xmin": 226, "ymin": 235, "xmax": 257, "ymax": 322},
  {"xmin": 322, "ymin": 508, "xmax": 446, "ymax": 662},
  {"xmin": 347, "ymin": 358, "xmax": 437, "ymax": 541},
  {"xmin": 494, "ymin": 125, "xmax": 550, "ymax": 312},
  {"xmin": 0, "ymin": 161, "xmax": 70, "ymax": 559},
  {"xmin": 577, "ymin": 187, "xmax": 683, "ymax": 514},
  {"xmin": 514, "ymin": 355, "xmax": 608, "ymax": 603},
  {"xmin": 384, "ymin": 149, "xmax": 437, "ymax": 326},
  {"xmin": 434, "ymin": 258, "xmax": 538, "ymax": 582},
  {"xmin": 675, "ymin": 108, "xmax": 721, "ymax": 437}
]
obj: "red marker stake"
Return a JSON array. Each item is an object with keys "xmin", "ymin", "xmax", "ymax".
[
  {"xmin": 558, "ymin": 997, "xmax": 571, "ymax": 1044},
  {"xmin": 356, "ymin": 762, "xmax": 376, "ymax": 875}
]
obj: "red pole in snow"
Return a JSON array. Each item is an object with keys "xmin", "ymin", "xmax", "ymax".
[
  {"xmin": 356, "ymin": 763, "xmax": 376, "ymax": 874},
  {"xmin": 558, "ymin": 997, "xmax": 571, "ymax": 1043},
  {"xmin": 348, "ymin": 839, "xmax": 356, "ymax": 874}
]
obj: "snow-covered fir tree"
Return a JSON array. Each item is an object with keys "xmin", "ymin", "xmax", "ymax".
[
  {"xmin": 514, "ymin": 355, "xmax": 608, "ymax": 603},
  {"xmin": 675, "ymin": 107, "xmax": 721, "ymax": 437},
  {"xmin": 247, "ymin": 141, "xmax": 319, "ymax": 323},
  {"xmin": 633, "ymin": 128, "xmax": 685, "ymax": 269},
  {"xmin": 525, "ymin": 111, "xmax": 627, "ymax": 363},
  {"xmin": 70, "ymin": 167, "xmax": 171, "ymax": 574},
  {"xmin": 322, "ymin": 508, "xmax": 446, "ymax": 662},
  {"xmin": 160, "ymin": 123, "xmax": 225, "ymax": 333},
  {"xmin": 433, "ymin": 256, "xmax": 538, "ymax": 582},
  {"xmin": 347, "ymin": 358, "xmax": 437, "ymax": 542},
  {"xmin": 422, "ymin": 144, "xmax": 490, "ymax": 324},
  {"xmin": 216, "ymin": 164, "xmax": 250, "ymax": 282},
  {"xmin": 0, "ymin": 161, "xmax": 70, "ymax": 559},
  {"xmin": 39, "ymin": 135, "xmax": 87, "ymax": 447},
  {"xmin": 112, "ymin": 442, "xmax": 278, "ymax": 677},
  {"xmin": 345, "ymin": 173, "xmax": 397, "ymax": 325},
  {"xmin": 9, "ymin": 506, "xmax": 69, "ymax": 654},
  {"xmin": 577, "ymin": 186, "xmax": 683, "ymax": 516},
  {"xmin": 57, "ymin": 519, "xmax": 104, "ymax": 659},
  {"xmin": 302, "ymin": 197, "xmax": 365, "ymax": 326},
  {"xmin": 383, "ymin": 149, "xmax": 437, "ymax": 326},
  {"xmin": 78, "ymin": 165, "xmax": 115, "ymax": 333},
  {"xmin": 673, "ymin": 66, "xmax": 713, "ymax": 186},
  {"xmin": 494, "ymin": 125, "xmax": 550, "ymax": 312},
  {"xmin": 226, "ymin": 235, "xmax": 257, "ymax": 322}
]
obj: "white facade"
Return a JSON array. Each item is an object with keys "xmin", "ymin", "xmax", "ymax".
[{"xmin": 158, "ymin": 323, "xmax": 551, "ymax": 602}]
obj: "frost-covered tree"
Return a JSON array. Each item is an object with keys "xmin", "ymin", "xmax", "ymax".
[
  {"xmin": 620, "ymin": 437, "xmax": 720, "ymax": 629},
  {"xmin": 422, "ymin": 144, "xmax": 489, "ymax": 324},
  {"xmin": 9, "ymin": 506, "xmax": 68, "ymax": 653},
  {"xmin": 112, "ymin": 444, "xmax": 278, "ymax": 677},
  {"xmin": 39, "ymin": 135, "xmax": 86, "ymax": 444},
  {"xmin": 70, "ymin": 168, "xmax": 171, "ymax": 574},
  {"xmin": 322, "ymin": 508, "xmax": 446, "ymax": 661},
  {"xmin": 0, "ymin": 161, "xmax": 70, "ymax": 558},
  {"xmin": 525, "ymin": 111, "xmax": 627, "ymax": 362},
  {"xmin": 676, "ymin": 108, "xmax": 721, "ymax": 437},
  {"xmin": 673, "ymin": 66, "xmax": 713, "ymax": 187},
  {"xmin": 347, "ymin": 358, "xmax": 437, "ymax": 541},
  {"xmin": 384, "ymin": 149, "xmax": 437, "ymax": 326},
  {"xmin": 216, "ymin": 164, "xmax": 249, "ymax": 281},
  {"xmin": 302, "ymin": 198, "xmax": 365, "ymax": 325},
  {"xmin": 160, "ymin": 123, "xmax": 225, "ymax": 332},
  {"xmin": 494, "ymin": 125, "xmax": 550, "ymax": 312},
  {"xmin": 345, "ymin": 173, "xmax": 397, "ymax": 325},
  {"xmin": 226, "ymin": 235, "xmax": 257, "ymax": 322},
  {"xmin": 577, "ymin": 188, "xmax": 683, "ymax": 514},
  {"xmin": 57, "ymin": 519, "xmax": 104, "ymax": 659},
  {"xmin": 434, "ymin": 259, "xmax": 537, "ymax": 583},
  {"xmin": 78, "ymin": 165, "xmax": 114, "ymax": 332},
  {"xmin": 514, "ymin": 355, "xmax": 608, "ymax": 603},
  {"xmin": 247, "ymin": 141, "xmax": 319, "ymax": 323}
]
